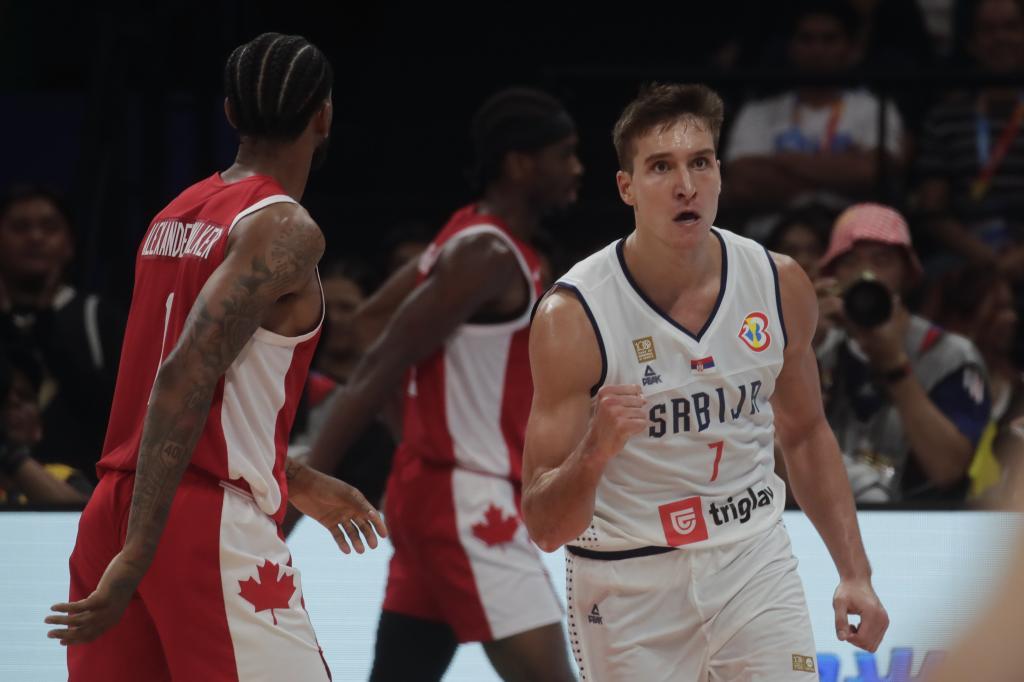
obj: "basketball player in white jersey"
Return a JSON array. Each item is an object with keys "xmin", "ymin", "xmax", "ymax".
[{"xmin": 523, "ymin": 83, "xmax": 889, "ymax": 680}]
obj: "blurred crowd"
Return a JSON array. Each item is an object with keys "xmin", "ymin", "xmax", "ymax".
[{"xmin": 2, "ymin": 0, "xmax": 1023, "ymax": 509}]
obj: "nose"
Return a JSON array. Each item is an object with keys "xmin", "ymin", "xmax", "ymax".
[
  {"xmin": 572, "ymin": 155, "xmax": 584, "ymax": 178},
  {"xmin": 675, "ymin": 168, "xmax": 696, "ymax": 200}
]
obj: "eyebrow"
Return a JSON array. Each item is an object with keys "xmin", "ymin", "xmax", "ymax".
[{"xmin": 641, "ymin": 148, "xmax": 716, "ymax": 165}]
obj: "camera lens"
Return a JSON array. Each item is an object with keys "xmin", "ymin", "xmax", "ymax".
[{"xmin": 842, "ymin": 278, "xmax": 892, "ymax": 328}]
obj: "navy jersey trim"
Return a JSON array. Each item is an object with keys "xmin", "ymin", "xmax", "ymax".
[
  {"xmin": 614, "ymin": 230, "xmax": 728, "ymax": 342},
  {"xmin": 566, "ymin": 544, "xmax": 676, "ymax": 560},
  {"xmin": 764, "ymin": 247, "xmax": 788, "ymax": 349},
  {"xmin": 553, "ymin": 283, "xmax": 608, "ymax": 397}
]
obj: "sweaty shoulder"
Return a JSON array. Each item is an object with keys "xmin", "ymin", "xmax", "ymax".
[
  {"xmin": 531, "ymin": 288, "xmax": 604, "ymax": 396},
  {"xmin": 769, "ymin": 251, "xmax": 817, "ymax": 352},
  {"xmin": 442, "ymin": 227, "xmax": 519, "ymax": 269}
]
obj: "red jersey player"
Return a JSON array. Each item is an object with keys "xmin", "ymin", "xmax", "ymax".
[
  {"xmin": 305, "ymin": 88, "xmax": 582, "ymax": 681},
  {"xmin": 45, "ymin": 33, "xmax": 386, "ymax": 682}
]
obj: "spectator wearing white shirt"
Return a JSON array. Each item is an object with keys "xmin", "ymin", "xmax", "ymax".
[{"xmin": 724, "ymin": 0, "xmax": 905, "ymax": 239}]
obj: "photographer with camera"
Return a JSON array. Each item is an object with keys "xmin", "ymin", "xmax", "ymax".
[{"xmin": 815, "ymin": 204, "xmax": 990, "ymax": 503}]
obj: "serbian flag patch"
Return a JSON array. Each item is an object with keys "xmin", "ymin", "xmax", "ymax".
[{"xmin": 690, "ymin": 356, "xmax": 715, "ymax": 372}]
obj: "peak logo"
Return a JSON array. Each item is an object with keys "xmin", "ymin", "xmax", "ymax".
[{"xmin": 642, "ymin": 365, "xmax": 662, "ymax": 386}]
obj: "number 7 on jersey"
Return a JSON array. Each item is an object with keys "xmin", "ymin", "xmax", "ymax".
[{"xmin": 707, "ymin": 440, "xmax": 724, "ymax": 482}]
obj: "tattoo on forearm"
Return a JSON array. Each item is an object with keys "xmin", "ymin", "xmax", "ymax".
[
  {"xmin": 125, "ymin": 216, "xmax": 323, "ymax": 564},
  {"xmin": 285, "ymin": 457, "xmax": 303, "ymax": 481}
]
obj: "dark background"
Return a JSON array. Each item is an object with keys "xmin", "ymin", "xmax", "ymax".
[{"xmin": 0, "ymin": 1, "xmax": 981, "ymax": 302}]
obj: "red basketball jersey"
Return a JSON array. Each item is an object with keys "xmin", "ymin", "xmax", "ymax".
[
  {"xmin": 97, "ymin": 173, "xmax": 321, "ymax": 523},
  {"xmin": 398, "ymin": 205, "xmax": 543, "ymax": 483}
]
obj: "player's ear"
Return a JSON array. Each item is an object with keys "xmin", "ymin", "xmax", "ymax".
[
  {"xmin": 616, "ymin": 170, "xmax": 635, "ymax": 207},
  {"xmin": 313, "ymin": 96, "xmax": 332, "ymax": 138},
  {"xmin": 504, "ymin": 151, "xmax": 531, "ymax": 183},
  {"xmin": 223, "ymin": 98, "xmax": 239, "ymax": 130}
]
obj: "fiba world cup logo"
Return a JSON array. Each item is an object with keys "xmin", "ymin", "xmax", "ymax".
[{"xmin": 738, "ymin": 312, "xmax": 771, "ymax": 352}]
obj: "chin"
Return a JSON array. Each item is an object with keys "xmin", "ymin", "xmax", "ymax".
[{"xmin": 669, "ymin": 220, "xmax": 709, "ymax": 243}]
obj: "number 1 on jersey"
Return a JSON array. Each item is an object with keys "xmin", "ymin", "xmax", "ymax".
[
  {"xmin": 151, "ymin": 292, "xmax": 175, "ymax": 402},
  {"xmin": 708, "ymin": 440, "xmax": 724, "ymax": 482}
]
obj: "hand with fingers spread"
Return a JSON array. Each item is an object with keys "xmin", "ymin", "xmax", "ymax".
[
  {"xmin": 45, "ymin": 551, "xmax": 145, "ymax": 645},
  {"xmin": 289, "ymin": 462, "xmax": 388, "ymax": 554},
  {"xmin": 583, "ymin": 384, "xmax": 649, "ymax": 464},
  {"xmin": 832, "ymin": 578, "xmax": 889, "ymax": 652}
]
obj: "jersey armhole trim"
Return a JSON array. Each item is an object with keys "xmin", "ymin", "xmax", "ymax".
[
  {"xmin": 553, "ymin": 282, "xmax": 607, "ymax": 397},
  {"xmin": 445, "ymin": 223, "xmax": 539, "ymax": 335},
  {"xmin": 227, "ymin": 194, "xmax": 298, "ymax": 233},
  {"xmin": 763, "ymin": 247, "xmax": 788, "ymax": 350},
  {"xmin": 251, "ymin": 267, "xmax": 325, "ymax": 347}
]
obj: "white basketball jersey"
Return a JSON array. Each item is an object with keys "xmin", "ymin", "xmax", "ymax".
[{"xmin": 557, "ymin": 229, "xmax": 787, "ymax": 551}]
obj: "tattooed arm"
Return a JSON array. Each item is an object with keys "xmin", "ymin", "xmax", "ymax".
[{"xmin": 46, "ymin": 202, "xmax": 324, "ymax": 645}]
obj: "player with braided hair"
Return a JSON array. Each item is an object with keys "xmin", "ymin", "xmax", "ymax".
[{"xmin": 44, "ymin": 33, "xmax": 385, "ymax": 681}]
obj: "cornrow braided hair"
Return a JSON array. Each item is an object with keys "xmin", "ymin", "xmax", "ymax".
[{"xmin": 224, "ymin": 32, "xmax": 333, "ymax": 141}]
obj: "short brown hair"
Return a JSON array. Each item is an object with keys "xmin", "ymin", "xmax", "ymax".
[{"xmin": 612, "ymin": 83, "xmax": 725, "ymax": 172}]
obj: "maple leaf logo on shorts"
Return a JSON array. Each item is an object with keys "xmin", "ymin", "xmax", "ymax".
[
  {"xmin": 472, "ymin": 504, "xmax": 519, "ymax": 547},
  {"xmin": 238, "ymin": 560, "xmax": 295, "ymax": 625}
]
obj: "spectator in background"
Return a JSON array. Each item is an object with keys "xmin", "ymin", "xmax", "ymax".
[
  {"xmin": 847, "ymin": 0, "xmax": 937, "ymax": 132},
  {"xmin": 724, "ymin": 0, "xmax": 905, "ymax": 239},
  {"xmin": 816, "ymin": 204, "xmax": 989, "ymax": 502},
  {"xmin": 916, "ymin": 0, "xmax": 1024, "ymax": 281},
  {"xmin": 0, "ymin": 185, "xmax": 124, "ymax": 482},
  {"xmin": 764, "ymin": 202, "xmax": 838, "ymax": 279},
  {"xmin": 930, "ymin": 264, "xmax": 1024, "ymax": 500},
  {"xmin": 318, "ymin": 262, "xmax": 370, "ymax": 384},
  {"xmin": 0, "ymin": 344, "xmax": 90, "ymax": 504}
]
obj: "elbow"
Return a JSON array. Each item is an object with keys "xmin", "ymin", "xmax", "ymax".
[
  {"xmin": 521, "ymin": 492, "xmax": 564, "ymax": 553},
  {"xmin": 533, "ymin": 537, "xmax": 563, "ymax": 554}
]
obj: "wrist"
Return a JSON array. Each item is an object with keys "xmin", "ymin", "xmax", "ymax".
[
  {"xmin": 878, "ymin": 355, "xmax": 911, "ymax": 384},
  {"xmin": 285, "ymin": 459, "xmax": 313, "ymax": 496},
  {"xmin": 575, "ymin": 441, "xmax": 612, "ymax": 483},
  {"xmin": 839, "ymin": 569, "xmax": 873, "ymax": 583},
  {"xmin": 117, "ymin": 544, "xmax": 155, "ymax": 577}
]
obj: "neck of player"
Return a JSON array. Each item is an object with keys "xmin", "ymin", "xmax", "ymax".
[
  {"xmin": 623, "ymin": 228, "xmax": 721, "ymax": 312},
  {"xmin": 221, "ymin": 138, "xmax": 314, "ymax": 200},
  {"xmin": 477, "ymin": 185, "xmax": 540, "ymax": 241}
]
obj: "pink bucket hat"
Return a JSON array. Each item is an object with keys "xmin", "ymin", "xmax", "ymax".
[{"xmin": 818, "ymin": 203, "xmax": 924, "ymax": 278}]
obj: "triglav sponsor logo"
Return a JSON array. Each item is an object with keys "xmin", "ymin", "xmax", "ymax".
[
  {"xmin": 669, "ymin": 507, "xmax": 697, "ymax": 535},
  {"xmin": 709, "ymin": 485, "xmax": 775, "ymax": 527},
  {"xmin": 657, "ymin": 497, "xmax": 708, "ymax": 546}
]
